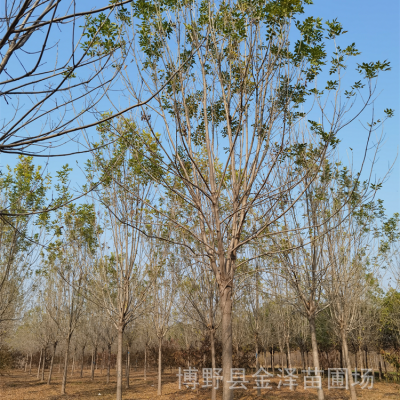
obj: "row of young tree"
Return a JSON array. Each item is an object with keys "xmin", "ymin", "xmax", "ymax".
[
  {"xmin": 1, "ymin": 143, "xmax": 399, "ymax": 400},
  {"xmin": 0, "ymin": 1, "xmax": 398, "ymax": 400}
]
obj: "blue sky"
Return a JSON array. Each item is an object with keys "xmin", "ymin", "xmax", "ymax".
[
  {"xmin": 1, "ymin": 0, "xmax": 398, "ymax": 217},
  {"xmin": 309, "ymin": 0, "xmax": 399, "ymax": 217}
]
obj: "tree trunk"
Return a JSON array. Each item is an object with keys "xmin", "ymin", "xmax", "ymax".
[
  {"xmin": 116, "ymin": 326, "xmax": 124, "ymax": 400},
  {"xmin": 210, "ymin": 329, "xmax": 217, "ymax": 400},
  {"xmin": 61, "ymin": 338, "xmax": 71, "ymax": 395},
  {"xmin": 41, "ymin": 347, "xmax": 46, "ymax": 381},
  {"xmin": 271, "ymin": 348, "xmax": 275, "ymax": 374},
  {"xmin": 144, "ymin": 344, "xmax": 147, "ymax": 380},
  {"xmin": 220, "ymin": 283, "xmax": 233, "ymax": 400},
  {"xmin": 341, "ymin": 330, "xmax": 357, "ymax": 400},
  {"xmin": 340, "ymin": 347, "xmax": 343, "ymax": 368},
  {"xmin": 107, "ymin": 344, "xmax": 111, "ymax": 384},
  {"xmin": 25, "ymin": 353, "xmax": 28, "ymax": 372},
  {"xmin": 80, "ymin": 346, "xmax": 85, "ymax": 378},
  {"xmin": 37, "ymin": 348, "xmax": 42, "ymax": 380},
  {"xmin": 71, "ymin": 355, "xmax": 75, "ymax": 377},
  {"xmin": 300, "ymin": 350, "xmax": 305, "ymax": 371},
  {"xmin": 309, "ymin": 316, "xmax": 325, "ymax": 400},
  {"xmin": 286, "ymin": 339, "xmax": 292, "ymax": 369},
  {"xmin": 255, "ymin": 335, "xmax": 260, "ymax": 396},
  {"xmin": 126, "ymin": 345, "xmax": 130, "ymax": 388},
  {"xmin": 91, "ymin": 347, "xmax": 97, "ymax": 381},
  {"xmin": 47, "ymin": 342, "xmax": 57, "ymax": 385},
  {"xmin": 365, "ymin": 347, "xmax": 368, "ymax": 369},
  {"xmin": 378, "ymin": 353, "xmax": 383, "ymax": 379},
  {"xmin": 158, "ymin": 336, "xmax": 162, "ymax": 395},
  {"xmin": 29, "ymin": 353, "xmax": 32, "ymax": 375}
]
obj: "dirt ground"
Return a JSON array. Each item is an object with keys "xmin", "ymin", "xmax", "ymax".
[{"xmin": 0, "ymin": 369, "xmax": 399, "ymax": 399}]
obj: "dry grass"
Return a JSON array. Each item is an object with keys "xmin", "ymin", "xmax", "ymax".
[{"xmin": 0, "ymin": 369, "xmax": 399, "ymax": 399}]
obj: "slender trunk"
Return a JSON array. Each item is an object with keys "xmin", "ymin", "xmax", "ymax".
[
  {"xmin": 71, "ymin": 355, "xmax": 75, "ymax": 377},
  {"xmin": 309, "ymin": 316, "xmax": 325, "ymax": 400},
  {"xmin": 158, "ymin": 336, "xmax": 162, "ymax": 395},
  {"xmin": 47, "ymin": 342, "xmax": 57, "ymax": 385},
  {"xmin": 91, "ymin": 347, "xmax": 97, "ymax": 381},
  {"xmin": 341, "ymin": 329, "xmax": 357, "ymax": 400},
  {"xmin": 116, "ymin": 326, "xmax": 124, "ymax": 400},
  {"xmin": 126, "ymin": 345, "xmax": 130, "ymax": 388},
  {"xmin": 210, "ymin": 329, "xmax": 217, "ymax": 400},
  {"xmin": 101, "ymin": 348, "xmax": 105, "ymax": 375},
  {"xmin": 24, "ymin": 353, "xmax": 28, "ymax": 372},
  {"xmin": 220, "ymin": 283, "xmax": 233, "ymax": 400},
  {"xmin": 365, "ymin": 348, "xmax": 368, "ymax": 369},
  {"xmin": 286, "ymin": 339, "xmax": 292, "ymax": 369},
  {"xmin": 272, "ymin": 348, "xmax": 275, "ymax": 374},
  {"xmin": 41, "ymin": 347, "xmax": 46, "ymax": 381},
  {"xmin": 255, "ymin": 335, "xmax": 260, "ymax": 396},
  {"xmin": 29, "ymin": 353, "xmax": 32, "ymax": 375},
  {"xmin": 301, "ymin": 350, "xmax": 305, "ymax": 370},
  {"xmin": 80, "ymin": 346, "xmax": 85, "ymax": 378},
  {"xmin": 378, "ymin": 353, "xmax": 383, "ymax": 379},
  {"xmin": 61, "ymin": 338, "xmax": 71, "ymax": 395},
  {"xmin": 107, "ymin": 344, "xmax": 111, "ymax": 384},
  {"xmin": 37, "ymin": 348, "xmax": 42, "ymax": 380},
  {"xmin": 340, "ymin": 347, "xmax": 343, "ymax": 368},
  {"xmin": 144, "ymin": 344, "xmax": 147, "ymax": 380}
]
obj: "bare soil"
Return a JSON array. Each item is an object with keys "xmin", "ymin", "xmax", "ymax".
[{"xmin": 0, "ymin": 369, "xmax": 399, "ymax": 399}]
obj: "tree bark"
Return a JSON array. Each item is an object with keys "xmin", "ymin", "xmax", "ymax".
[
  {"xmin": 341, "ymin": 330, "xmax": 357, "ymax": 400},
  {"xmin": 255, "ymin": 335, "xmax": 260, "ymax": 395},
  {"xmin": 210, "ymin": 329, "xmax": 217, "ymax": 400},
  {"xmin": 47, "ymin": 342, "xmax": 57, "ymax": 385},
  {"xmin": 157, "ymin": 336, "xmax": 162, "ymax": 395},
  {"xmin": 309, "ymin": 316, "xmax": 325, "ymax": 400},
  {"xmin": 126, "ymin": 345, "xmax": 130, "ymax": 388},
  {"xmin": 41, "ymin": 347, "xmax": 46, "ymax": 381},
  {"xmin": 61, "ymin": 339, "xmax": 71, "ymax": 395},
  {"xmin": 107, "ymin": 344, "xmax": 111, "ymax": 384},
  {"xmin": 80, "ymin": 346, "xmax": 85, "ymax": 378},
  {"xmin": 29, "ymin": 353, "xmax": 32, "ymax": 375},
  {"xmin": 220, "ymin": 283, "xmax": 233, "ymax": 400},
  {"xmin": 144, "ymin": 344, "xmax": 147, "ymax": 380},
  {"xmin": 37, "ymin": 348, "xmax": 42, "ymax": 379},
  {"xmin": 116, "ymin": 326, "xmax": 124, "ymax": 400},
  {"xmin": 91, "ymin": 347, "xmax": 97, "ymax": 381}
]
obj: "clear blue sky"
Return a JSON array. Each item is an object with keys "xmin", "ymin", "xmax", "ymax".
[
  {"xmin": 309, "ymin": 0, "xmax": 399, "ymax": 217},
  {"xmin": 1, "ymin": 0, "xmax": 398, "ymax": 216}
]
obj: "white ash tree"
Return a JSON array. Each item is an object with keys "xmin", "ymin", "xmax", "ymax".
[{"xmin": 115, "ymin": 0, "xmax": 393, "ymax": 398}]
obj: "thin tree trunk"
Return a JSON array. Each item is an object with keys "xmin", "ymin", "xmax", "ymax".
[
  {"xmin": 37, "ymin": 348, "xmax": 42, "ymax": 380},
  {"xmin": 378, "ymin": 353, "xmax": 383, "ymax": 379},
  {"xmin": 91, "ymin": 347, "xmax": 97, "ymax": 381},
  {"xmin": 29, "ymin": 353, "xmax": 32, "ymax": 375},
  {"xmin": 24, "ymin": 353, "xmax": 28, "ymax": 372},
  {"xmin": 47, "ymin": 342, "xmax": 57, "ymax": 385},
  {"xmin": 341, "ymin": 330, "xmax": 357, "ymax": 400},
  {"xmin": 210, "ymin": 329, "xmax": 217, "ymax": 400},
  {"xmin": 126, "ymin": 345, "xmax": 130, "ymax": 388},
  {"xmin": 220, "ymin": 283, "xmax": 233, "ymax": 400},
  {"xmin": 41, "ymin": 347, "xmax": 46, "ymax": 381},
  {"xmin": 309, "ymin": 316, "xmax": 325, "ymax": 400},
  {"xmin": 255, "ymin": 335, "xmax": 260, "ymax": 395},
  {"xmin": 71, "ymin": 355, "xmax": 75, "ymax": 377},
  {"xmin": 107, "ymin": 344, "xmax": 111, "ymax": 384},
  {"xmin": 61, "ymin": 338, "xmax": 71, "ymax": 395},
  {"xmin": 144, "ymin": 344, "xmax": 147, "ymax": 380},
  {"xmin": 116, "ymin": 326, "xmax": 124, "ymax": 400},
  {"xmin": 80, "ymin": 346, "xmax": 85, "ymax": 378},
  {"xmin": 157, "ymin": 336, "xmax": 162, "ymax": 395},
  {"xmin": 301, "ymin": 350, "xmax": 305, "ymax": 370},
  {"xmin": 286, "ymin": 339, "xmax": 292, "ymax": 369}
]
